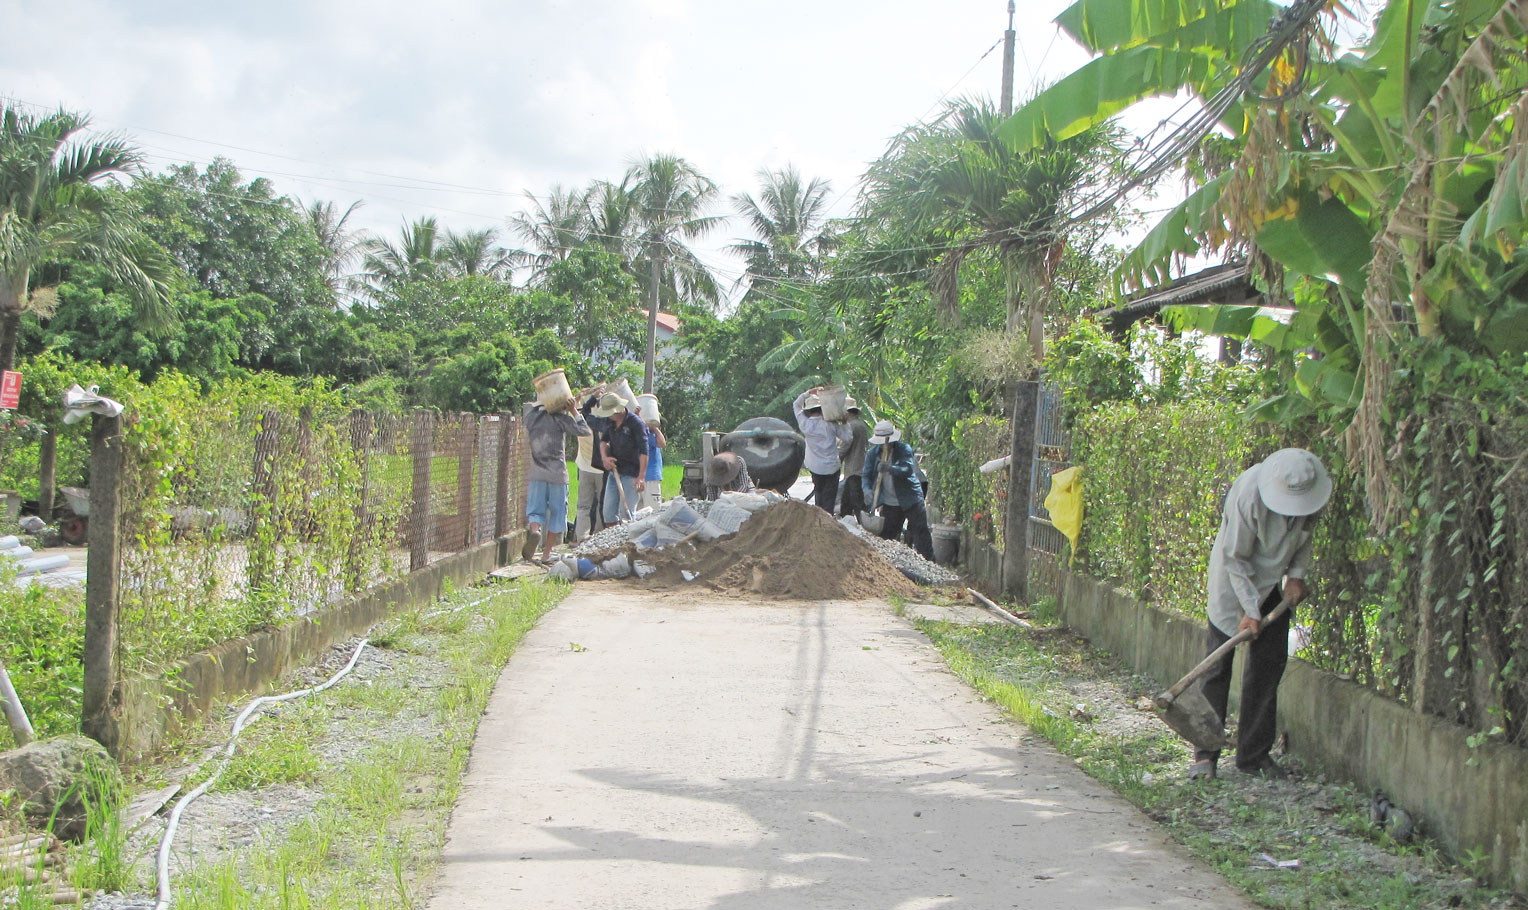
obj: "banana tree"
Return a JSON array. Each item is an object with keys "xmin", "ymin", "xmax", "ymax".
[{"xmin": 1003, "ymin": 0, "xmax": 1528, "ymax": 427}]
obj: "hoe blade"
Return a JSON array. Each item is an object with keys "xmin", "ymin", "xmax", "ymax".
[{"xmin": 1157, "ymin": 685, "xmax": 1226, "ymax": 752}]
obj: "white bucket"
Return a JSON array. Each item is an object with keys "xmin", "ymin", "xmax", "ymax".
[
  {"xmin": 610, "ymin": 377, "xmax": 638, "ymax": 412},
  {"xmin": 533, "ymin": 369, "xmax": 574, "ymax": 412},
  {"xmin": 820, "ymin": 386, "xmax": 849, "ymax": 422},
  {"xmin": 636, "ymin": 393, "xmax": 660, "ymax": 424}
]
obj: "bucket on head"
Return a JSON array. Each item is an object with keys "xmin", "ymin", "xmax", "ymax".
[
  {"xmin": 608, "ymin": 377, "xmax": 639, "ymax": 413},
  {"xmin": 533, "ymin": 369, "xmax": 574, "ymax": 412},
  {"xmin": 636, "ymin": 393, "xmax": 660, "ymax": 424},
  {"xmin": 820, "ymin": 386, "xmax": 849, "ymax": 422}
]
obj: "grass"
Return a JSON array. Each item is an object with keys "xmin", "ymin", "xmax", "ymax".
[
  {"xmin": 110, "ymin": 578, "xmax": 568, "ymax": 909},
  {"xmin": 917, "ymin": 615, "xmax": 1519, "ymax": 910}
]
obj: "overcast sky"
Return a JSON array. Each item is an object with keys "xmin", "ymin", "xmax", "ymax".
[{"xmin": 3, "ymin": 0, "xmax": 1109, "ymax": 288}]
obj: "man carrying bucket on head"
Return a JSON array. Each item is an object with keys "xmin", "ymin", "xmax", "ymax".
[
  {"xmin": 523, "ymin": 372, "xmax": 592, "ymax": 563},
  {"xmin": 1188, "ymin": 447, "xmax": 1330, "ymax": 783},
  {"xmin": 595, "ymin": 391, "xmax": 649, "ymax": 525},
  {"xmin": 639, "ymin": 395, "xmax": 666, "ymax": 512},
  {"xmin": 794, "ymin": 386, "xmax": 852, "ymax": 513}
]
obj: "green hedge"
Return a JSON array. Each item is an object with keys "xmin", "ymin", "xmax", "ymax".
[{"xmin": 1071, "ymin": 399, "xmax": 1275, "ymax": 615}]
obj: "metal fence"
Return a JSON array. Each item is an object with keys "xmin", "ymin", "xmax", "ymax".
[
  {"xmin": 112, "ymin": 408, "xmax": 526, "ymax": 676},
  {"xmin": 1027, "ymin": 383, "xmax": 1071, "ymax": 560}
]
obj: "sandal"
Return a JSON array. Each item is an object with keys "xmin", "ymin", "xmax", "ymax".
[{"xmin": 1187, "ymin": 759, "xmax": 1217, "ymax": 781}]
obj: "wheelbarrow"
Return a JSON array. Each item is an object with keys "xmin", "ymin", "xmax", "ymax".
[{"xmin": 57, "ymin": 486, "xmax": 89, "ymax": 545}]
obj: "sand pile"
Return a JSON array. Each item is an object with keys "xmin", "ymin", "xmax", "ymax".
[{"xmin": 606, "ymin": 499, "xmax": 919, "ymax": 600}]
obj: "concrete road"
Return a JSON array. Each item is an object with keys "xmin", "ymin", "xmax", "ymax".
[{"xmin": 428, "ymin": 586, "xmax": 1251, "ymax": 909}]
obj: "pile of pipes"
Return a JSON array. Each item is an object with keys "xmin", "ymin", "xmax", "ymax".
[
  {"xmin": 0, "ymin": 831, "xmax": 78, "ymax": 905},
  {"xmin": 0, "ymin": 535, "xmax": 80, "ymax": 590}
]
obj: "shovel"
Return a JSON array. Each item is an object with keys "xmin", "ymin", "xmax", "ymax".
[
  {"xmin": 1154, "ymin": 597, "xmax": 1294, "ymax": 750},
  {"xmin": 858, "ymin": 471, "xmax": 885, "ymax": 535}
]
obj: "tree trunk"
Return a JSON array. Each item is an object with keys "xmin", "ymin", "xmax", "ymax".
[
  {"xmin": 644, "ymin": 253, "xmax": 662, "ymax": 394},
  {"xmin": 38, "ymin": 430, "xmax": 56, "ymax": 522},
  {"xmin": 0, "ymin": 270, "xmax": 29, "ymax": 375}
]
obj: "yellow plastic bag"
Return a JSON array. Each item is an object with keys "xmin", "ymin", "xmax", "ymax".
[{"xmin": 1043, "ymin": 466, "xmax": 1083, "ymax": 564}]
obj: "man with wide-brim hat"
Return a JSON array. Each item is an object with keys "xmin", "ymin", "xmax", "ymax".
[
  {"xmin": 862, "ymin": 419, "xmax": 934, "ymax": 560},
  {"xmin": 595, "ymin": 391, "xmax": 649, "ymax": 524},
  {"xmin": 1189, "ymin": 447, "xmax": 1332, "ymax": 784},
  {"xmin": 707, "ymin": 451, "xmax": 754, "ymax": 493},
  {"xmin": 836, "ymin": 396, "xmax": 869, "ymax": 519},
  {"xmin": 794, "ymin": 386, "xmax": 852, "ymax": 513}
]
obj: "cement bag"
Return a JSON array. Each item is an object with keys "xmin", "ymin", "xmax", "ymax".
[
  {"xmin": 716, "ymin": 491, "xmax": 771, "ymax": 513},
  {"xmin": 704, "ymin": 501, "xmax": 754, "ymax": 536},
  {"xmin": 658, "ymin": 498, "xmax": 708, "ymax": 535},
  {"xmin": 1042, "ymin": 466, "xmax": 1083, "ymax": 565}
]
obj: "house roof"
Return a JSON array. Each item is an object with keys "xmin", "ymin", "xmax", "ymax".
[
  {"xmin": 1091, "ymin": 262, "xmax": 1258, "ymax": 334},
  {"xmin": 638, "ymin": 309, "xmax": 681, "ymax": 334}
]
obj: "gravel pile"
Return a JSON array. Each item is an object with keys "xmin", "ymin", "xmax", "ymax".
[
  {"xmin": 861, "ymin": 533, "xmax": 962, "ymax": 586},
  {"xmin": 571, "ymin": 523, "xmax": 630, "ymax": 555}
]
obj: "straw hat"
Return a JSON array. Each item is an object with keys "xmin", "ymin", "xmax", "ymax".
[
  {"xmin": 592, "ymin": 392, "xmax": 626, "ymax": 418},
  {"xmin": 708, "ymin": 452, "xmax": 743, "ymax": 483},
  {"xmin": 845, "ymin": 396, "xmax": 859, "ymax": 412},
  {"xmin": 1256, "ymin": 448, "xmax": 1332, "ymax": 516},
  {"xmin": 804, "ymin": 393, "xmax": 822, "ymax": 412},
  {"xmin": 869, "ymin": 420, "xmax": 901, "ymax": 444}
]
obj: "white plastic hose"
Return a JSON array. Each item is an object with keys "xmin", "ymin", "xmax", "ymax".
[{"xmin": 153, "ymin": 637, "xmax": 370, "ymax": 910}]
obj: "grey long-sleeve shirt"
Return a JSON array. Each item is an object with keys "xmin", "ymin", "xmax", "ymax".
[
  {"xmin": 1206, "ymin": 464, "xmax": 1315, "ymax": 636},
  {"xmin": 523, "ymin": 402, "xmax": 591, "ymax": 485},
  {"xmin": 794, "ymin": 391, "xmax": 851, "ymax": 475}
]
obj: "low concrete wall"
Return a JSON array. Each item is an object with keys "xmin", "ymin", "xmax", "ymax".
[
  {"xmin": 1027, "ymin": 567, "xmax": 1528, "ymax": 894},
  {"xmin": 113, "ymin": 534, "xmax": 519, "ymax": 762}
]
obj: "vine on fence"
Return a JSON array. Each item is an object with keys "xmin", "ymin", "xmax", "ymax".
[{"xmin": 1071, "ymin": 399, "xmax": 1276, "ymax": 611}]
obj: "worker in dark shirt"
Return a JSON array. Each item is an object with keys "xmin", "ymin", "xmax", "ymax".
[{"xmin": 594, "ymin": 392, "xmax": 649, "ymax": 524}]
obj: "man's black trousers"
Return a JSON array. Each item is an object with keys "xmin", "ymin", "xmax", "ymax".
[
  {"xmin": 810, "ymin": 470, "xmax": 839, "ymax": 513},
  {"xmin": 879, "ymin": 501, "xmax": 934, "ymax": 561},
  {"xmin": 1195, "ymin": 586, "xmax": 1290, "ymax": 769},
  {"xmin": 839, "ymin": 474, "xmax": 865, "ymax": 518}
]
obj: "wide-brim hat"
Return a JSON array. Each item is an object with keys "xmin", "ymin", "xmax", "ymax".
[
  {"xmin": 1256, "ymin": 447, "xmax": 1332, "ymax": 516},
  {"xmin": 869, "ymin": 420, "xmax": 901, "ymax": 444},
  {"xmin": 845, "ymin": 396, "xmax": 859, "ymax": 412},
  {"xmin": 592, "ymin": 392, "xmax": 626, "ymax": 418},
  {"xmin": 804, "ymin": 393, "xmax": 822, "ymax": 412},
  {"xmin": 708, "ymin": 452, "xmax": 743, "ymax": 483}
]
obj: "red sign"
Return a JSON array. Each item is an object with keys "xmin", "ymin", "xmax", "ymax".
[{"xmin": 0, "ymin": 371, "xmax": 19, "ymax": 410}]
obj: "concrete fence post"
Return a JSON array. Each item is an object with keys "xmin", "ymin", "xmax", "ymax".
[
  {"xmin": 82, "ymin": 413, "xmax": 124, "ymax": 752},
  {"xmin": 457, "ymin": 413, "xmax": 476, "ymax": 550},
  {"xmin": 1002, "ymin": 381, "xmax": 1039, "ymax": 600},
  {"xmin": 495, "ymin": 413, "xmax": 512, "ymax": 539},
  {"xmin": 410, "ymin": 412, "xmax": 434, "ymax": 571}
]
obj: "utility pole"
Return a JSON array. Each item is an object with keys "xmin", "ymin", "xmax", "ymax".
[{"xmin": 1000, "ymin": 0, "xmax": 1016, "ymax": 115}]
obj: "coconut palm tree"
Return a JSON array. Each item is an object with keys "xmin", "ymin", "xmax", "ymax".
[
  {"xmin": 628, "ymin": 155, "xmax": 723, "ymax": 391},
  {"xmin": 0, "ymin": 103, "xmax": 172, "ymax": 370},
  {"xmin": 862, "ymin": 97, "xmax": 1115, "ymax": 360},
  {"xmin": 306, "ymin": 199, "xmax": 368, "ymax": 304},
  {"xmin": 510, "ymin": 185, "xmax": 591, "ymax": 280},
  {"xmin": 360, "ymin": 216, "xmax": 441, "ymax": 292},
  {"xmin": 440, "ymin": 227, "xmax": 518, "ymax": 279},
  {"xmin": 731, "ymin": 166, "xmax": 833, "ymax": 299}
]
